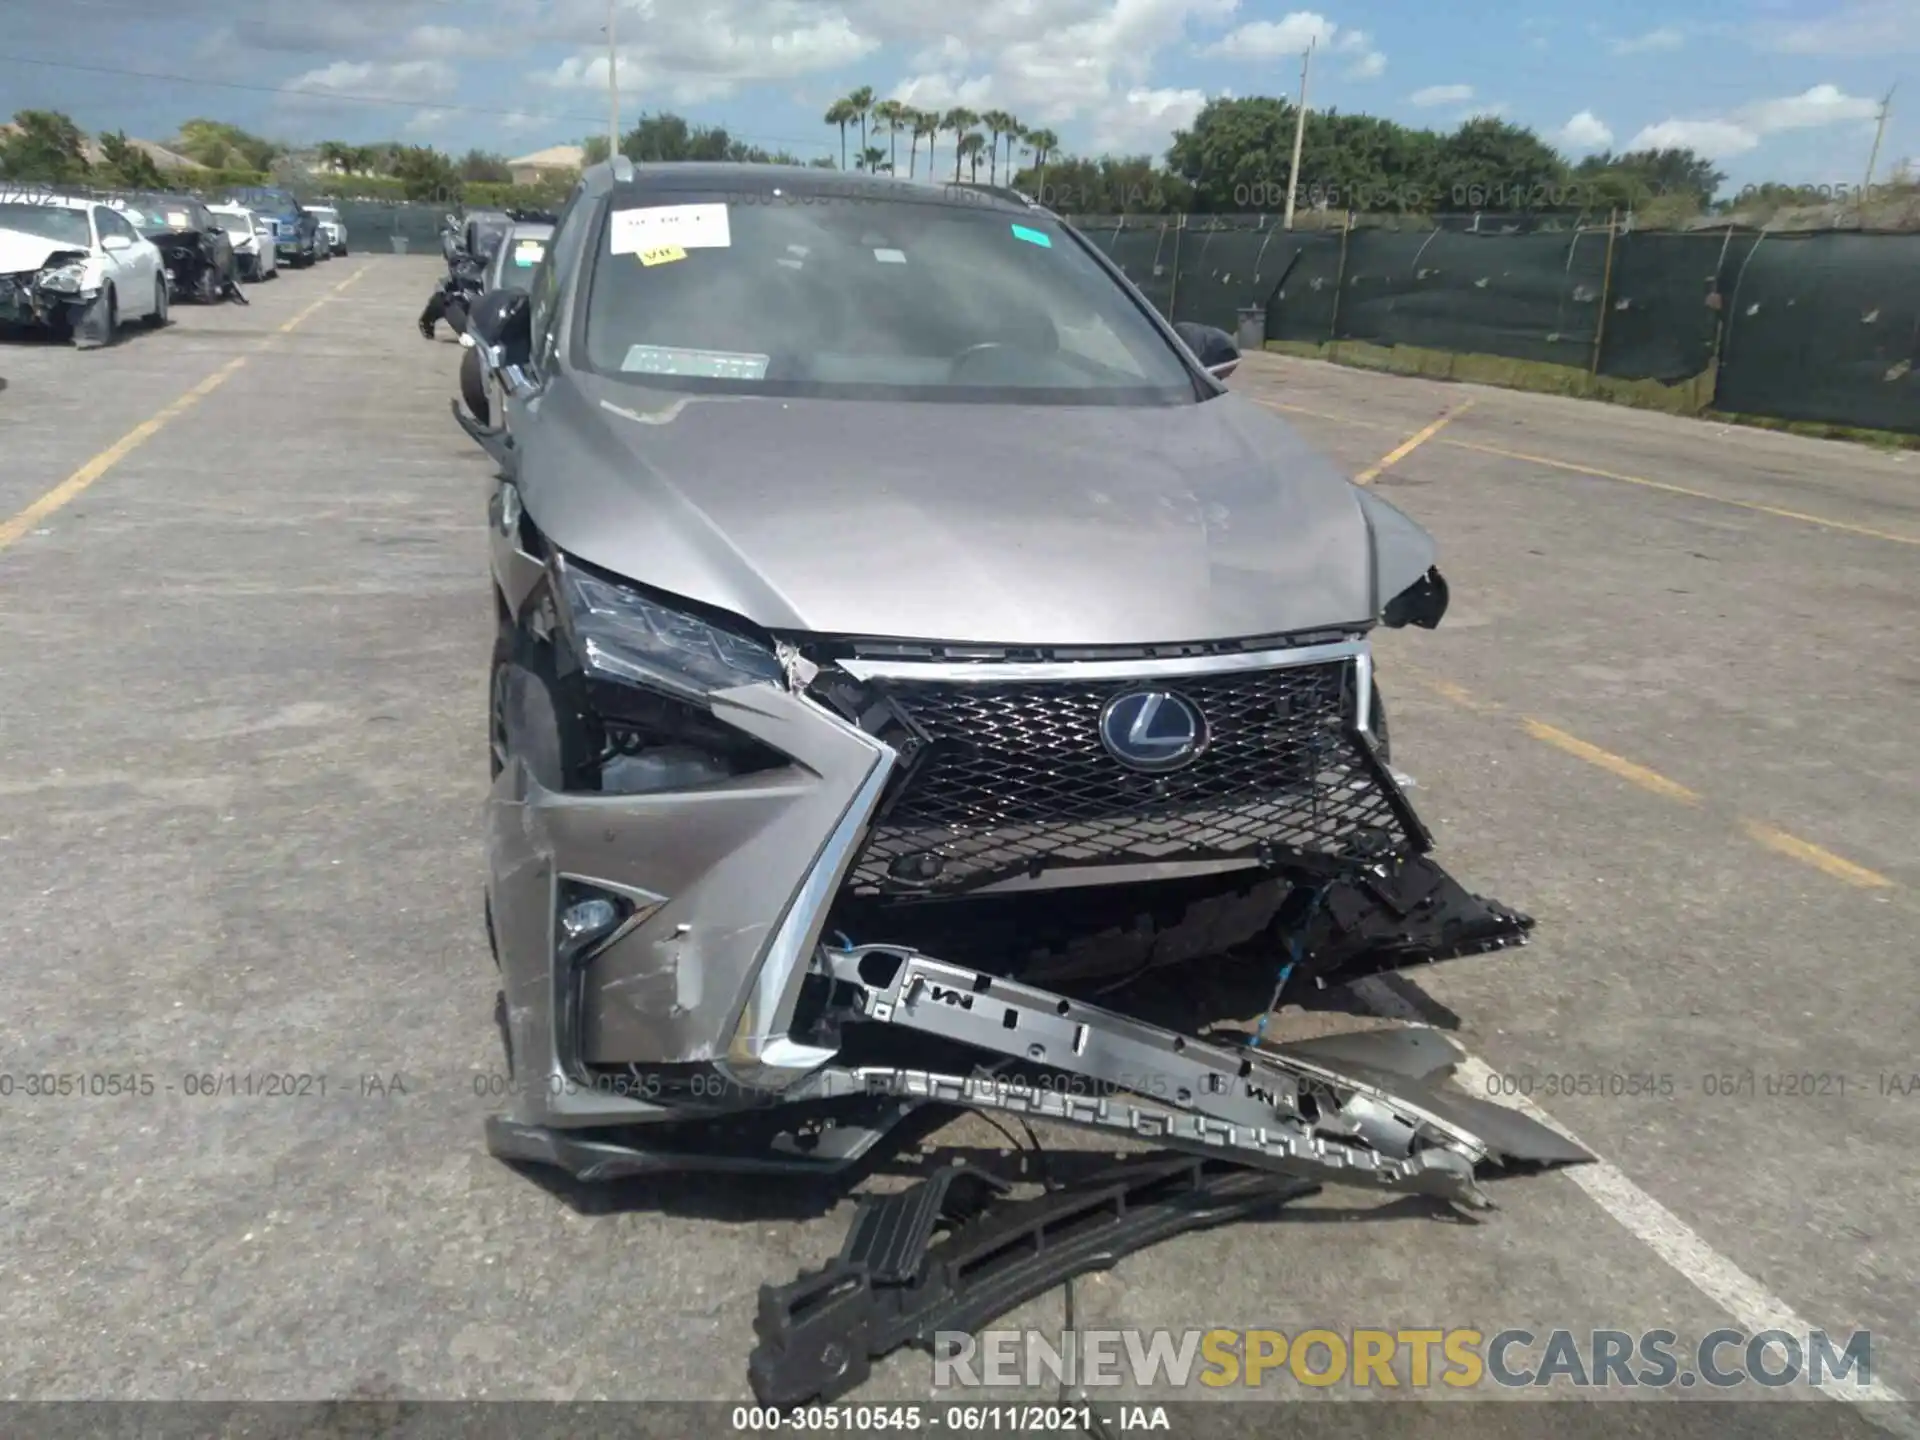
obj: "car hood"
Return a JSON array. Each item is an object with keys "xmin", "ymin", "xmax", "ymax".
[
  {"xmin": 0, "ymin": 229, "xmax": 86, "ymax": 274},
  {"xmin": 522, "ymin": 380, "xmax": 1424, "ymax": 647}
]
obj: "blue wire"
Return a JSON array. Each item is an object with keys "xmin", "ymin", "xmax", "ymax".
[{"xmin": 1247, "ymin": 886, "xmax": 1324, "ymax": 1048}]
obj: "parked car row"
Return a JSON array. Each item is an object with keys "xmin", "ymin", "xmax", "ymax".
[{"xmin": 0, "ymin": 183, "xmax": 351, "ymax": 348}]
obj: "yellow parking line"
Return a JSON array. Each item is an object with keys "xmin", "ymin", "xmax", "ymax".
[
  {"xmin": 0, "ymin": 357, "xmax": 248, "ymax": 552},
  {"xmin": 1446, "ymin": 436, "xmax": 1920, "ymax": 547},
  {"xmin": 1410, "ymin": 683, "xmax": 1895, "ymax": 889},
  {"xmin": 1741, "ymin": 820, "xmax": 1893, "ymax": 889},
  {"xmin": 1249, "ymin": 394, "xmax": 1919, "ymax": 546},
  {"xmin": 1521, "ymin": 718, "xmax": 1703, "ymax": 804},
  {"xmin": 1, "ymin": 269, "xmax": 368, "ymax": 556},
  {"xmin": 1355, "ymin": 401, "xmax": 1474, "ymax": 485}
]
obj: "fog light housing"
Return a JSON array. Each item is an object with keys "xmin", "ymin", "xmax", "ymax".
[{"xmin": 560, "ymin": 897, "xmax": 621, "ymax": 947}]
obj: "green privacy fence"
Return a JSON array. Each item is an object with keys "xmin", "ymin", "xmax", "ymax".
[{"xmin": 1074, "ymin": 214, "xmax": 1919, "ymax": 435}]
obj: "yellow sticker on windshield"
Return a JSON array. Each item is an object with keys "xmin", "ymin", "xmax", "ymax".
[{"xmin": 639, "ymin": 245, "xmax": 687, "ymax": 266}]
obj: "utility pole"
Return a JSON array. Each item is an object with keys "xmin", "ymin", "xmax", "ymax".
[
  {"xmin": 1862, "ymin": 83, "xmax": 1895, "ymax": 200},
  {"xmin": 608, "ymin": 0, "xmax": 621, "ymax": 159},
  {"xmin": 1282, "ymin": 38, "xmax": 1314, "ymax": 231}
]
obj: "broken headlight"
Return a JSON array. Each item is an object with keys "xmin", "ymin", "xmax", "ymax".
[
  {"xmin": 556, "ymin": 560, "xmax": 784, "ymax": 703},
  {"xmin": 548, "ymin": 558, "xmax": 790, "ymax": 795},
  {"xmin": 35, "ymin": 262, "xmax": 88, "ymax": 294}
]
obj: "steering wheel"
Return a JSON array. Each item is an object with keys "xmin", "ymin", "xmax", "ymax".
[{"xmin": 947, "ymin": 341, "xmax": 1009, "ymax": 381}]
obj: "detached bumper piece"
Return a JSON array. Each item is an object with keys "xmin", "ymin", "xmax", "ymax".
[
  {"xmin": 799, "ymin": 946, "xmax": 1590, "ymax": 1210},
  {"xmin": 749, "ymin": 1155, "xmax": 1319, "ymax": 1405},
  {"xmin": 1287, "ymin": 852, "xmax": 1536, "ymax": 991}
]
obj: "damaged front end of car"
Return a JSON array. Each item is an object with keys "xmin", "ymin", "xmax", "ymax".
[
  {"xmin": 479, "ymin": 470, "xmax": 1587, "ymax": 1396},
  {"xmin": 482, "ymin": 491, "xmax": 1580, "ymax": 1181},
  {"xmin": 0, "ymin": 250, "xmax": 101, "ymax": 340},
  {"xmin": 152, "ymin": 229, "xmax": 244, "ymax": 305}
]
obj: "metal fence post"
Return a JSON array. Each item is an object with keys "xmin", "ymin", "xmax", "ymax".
[
  {"xmin": 1328, "ymin": 210, "xmax": 1353, "ymax": 341},
  {"xmin": 1167, "ymin": 213, "xmax": 1185, "ymax": 320},
  {"xmin": 1589, "ymin": 207, "xmax": 1618, "ymax": 377}
]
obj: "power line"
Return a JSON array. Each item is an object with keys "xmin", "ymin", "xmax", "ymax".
[{"xmin": 0, "ymin": 51, "xmax": 834, "ymax": 153}]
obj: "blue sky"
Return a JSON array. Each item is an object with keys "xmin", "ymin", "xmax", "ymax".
[{"xmin": 0, "ymin": 0, "xmax": 1910, "ymax": 194}]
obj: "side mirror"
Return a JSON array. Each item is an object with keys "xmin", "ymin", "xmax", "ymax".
[
  {"xmin": 467, "ymin": 288, "xmax": 532, "ymax": 368},
  {"xmin": 1174, "ymin": 321, "xmax": 1240, "ymax": 380},
  {"xmin": 102, "ymin": 234, "xmax": 131, "ymax": 252}
]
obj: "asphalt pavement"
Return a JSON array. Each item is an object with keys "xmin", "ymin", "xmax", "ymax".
[{"xmin": 0, "ymin": 257, "xmax": 1913, "ymax": 1432}]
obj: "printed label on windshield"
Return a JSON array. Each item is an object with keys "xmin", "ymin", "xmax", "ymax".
[
  {"xmin": 620, "ymin": 345, "xmax": 769, "ymax": 380},
  {"xmin": 610, "ymin": 203, "xmax": 731, "ymax": 256},
  {"xmin": 513, "ymin": 241, "xmax": 546, "ymax": 267},
  {"xmin": 166, "ymin": 211, "xmax": 189, "ymax": 228}
]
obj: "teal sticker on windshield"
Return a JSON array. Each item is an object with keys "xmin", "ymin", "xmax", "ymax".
[{"xmin": 1010, "ymin": 223, "xmax": 1051, "ymax": 248}]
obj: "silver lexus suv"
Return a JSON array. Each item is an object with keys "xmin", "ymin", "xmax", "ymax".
[{"xmin": 466, "ymin": 161, "xmax": 1572, "ymax": 1208}]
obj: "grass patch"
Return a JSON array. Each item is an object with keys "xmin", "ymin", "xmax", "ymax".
[{"xmin": 1261, "ymin": 337, "xmax": 1919, "ymax": 450}]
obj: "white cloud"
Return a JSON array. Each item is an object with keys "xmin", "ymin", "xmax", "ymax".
[
  {"xmin": 1741, "ymin": 82, "xmax": 1881, "ymax": 130},
  {"xmin": 1625, "ymin": 118, "xmax": 1761, "ymax": 157},
  {"xmin": 1624, "ymin": 84, "xmax": 1884, "ymax": 159},
  {"xmin": 1410, "ymin": 84, "xmax": 1473, "ymax": 106},
  {"xmin": 1200, "ymin": 11, "xmax": 1335, "ymax": 57},
  {"xmin": 282, "ymin": 58, "xmax": 458, "ymax": 103},
  {"xmin": 1610, "ymin": 26, "xmax": 1684, "ymax": 54},
  {"xmin": 1091, "ymin": 86, "xmax": 1210, "ymax": 152},
  {"xmin": 1556, "ymin": 109, "xmax": 1614, "ymax": 150},
  {"xmin": 1345, "ymin": 49, "xmax": 1386, "ymax": 77},
  {"xmin": 890, "ymin": 0, "xmax": 1236, "ymax": 138},
  {"xmin": 1753, "ymin": 0, "xmax": 1920, "ymax": 55},
  {"xmin": 404, "ymin": 107, "xmax": 453, "ymax": 135},
  {"xmin": 534, "ymin": 0, "xmax": 878, "ymax": 104}
]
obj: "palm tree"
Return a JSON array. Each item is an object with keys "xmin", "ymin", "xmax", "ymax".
[
  {"xmin": 873, "ymin": 99, "xmax": 907, "ymax": 177},
  {"xmin": 959, "ymin": 131, "xmax": 987, "ymax": 182},
  {"xmin": 824, "ymin": 98, "xmax": 857, "ymax": 170},
  {"xmin": 980, "ymin": 110, "xmax": 1017, "ymax": 185},
  {"xmin": 1024, "ymin": 127, "xmax": 1059, "ymax": 199},
  {"xmin": 861, "ymin": 146, "xmax": 888, "ymax": 173},
  {"xmin": 315, "ymin": 140, "xmax": 352, "ymax": 175},
  {"xmin": 846, "ymin": 86, "xmax": 875, "ymax": 163},
  {"xmin": 941, "ymin": 108, "xmax": 979, "ymax": 184},
  {"xmin": 910, "ymin": 109, "xmax": 938, "ymax": 180}
]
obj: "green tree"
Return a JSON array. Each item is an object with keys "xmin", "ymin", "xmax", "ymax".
[
  {"xmin": 389, "ymin": 144, "xmax": 462, "ymax": 202},
  {"xmin": 941, "ymin": 108, "xmax": 980, "ymax": 183},
  {"xmin": 957, "ymin": 131, "xmax": 987, "ymax": 182},
  {"xmin": 458, "ymin": 148, "xmax": 512, "ymax": 183},
  {"xmin": 824, "ymin": 98, "xmax": 857, "ymax": 171},
  {"xmin": 0, "ymin": 109, "xmax": 91, "ymax": 183},
  {"xmin": 173, "ymin": 119, "xmax": 282, "ymax": 172},
  {"xmin": 872, "ymin": 99, "xmax": 908, "ymax": 175},
  {"xmin": 980, "ymin": 109, "xmax": 1018, "ymax": 185},
  {"xmin": 909, "ymin": 109, "xmax": 938, "ymax": 180},
  {"xmin": 582, "ymin": 134, "xmax": 612, "ymax": 166},
  {"xmin": 846, "ymin": 85, "xmax": 874, "ymax": 160},
  {"xmin": 96, "ymin": 131, "xmax": 164, "ymax": 189},
  {"xmin": 1575, "ymin": 147, "xmax": 1725, "ymax": 208}
]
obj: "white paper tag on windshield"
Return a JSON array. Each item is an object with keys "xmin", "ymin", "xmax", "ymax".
[
  {"xmin": 873, "ymin": 248, "xmax": 906, "ymax": 263},
  {"xmin": 610, "ymin": 204, "xmax": 731, "ymax": 256}
]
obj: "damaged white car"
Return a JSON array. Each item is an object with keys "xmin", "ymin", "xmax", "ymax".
[{"xmin": 0, "ymin": 190, "xmax": 168, "ymax": 347}]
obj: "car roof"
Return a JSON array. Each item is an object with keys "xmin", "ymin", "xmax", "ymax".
[
  {"xmin": 592, "ymin": 161, "xmax": 1040, "ymax": 216},
  {"xmin": 0, "ymin": 190, "xmax": 92, "ymax": 210}
]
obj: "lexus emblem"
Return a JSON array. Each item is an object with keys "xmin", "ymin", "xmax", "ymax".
[{"xmin": 1098, "ymin": 690, "xmax": 1208, "ymax": 772}]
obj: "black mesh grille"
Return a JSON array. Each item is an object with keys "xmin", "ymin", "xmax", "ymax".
[{"xmin": 845, "ymin": 659, "xmax": 1414, "ymax": 895}]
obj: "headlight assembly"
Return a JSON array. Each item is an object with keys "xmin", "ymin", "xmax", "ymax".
[
  {"xmin": 36, "ymin": 262, "xmax": 88, "ymax": 294},
  {"xmin": 556, "ymin": 560, "xmax": 785, "ymax": 702}
]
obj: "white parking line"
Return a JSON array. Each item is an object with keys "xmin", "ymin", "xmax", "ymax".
[{"xmin": 1352, "ymin": 976, "xmax": 1916, "ymax": 1433}]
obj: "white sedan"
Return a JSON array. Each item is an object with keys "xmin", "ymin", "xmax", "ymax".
[
  {"xmin": 0, "ymin": 190, "xmax": 168, "ymax": 346},
  {"xmin": 208, "ymin": 203, "xmax": 279, "ymax": 280}
]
